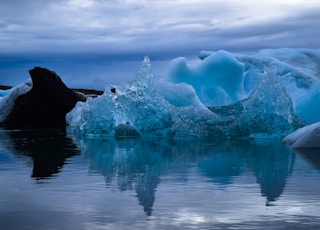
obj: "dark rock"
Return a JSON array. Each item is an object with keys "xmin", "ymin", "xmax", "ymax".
[
  {"xmin": 72, "ymin": 88, "xmax": 103, "ymax": 97},
  {"xmin": 0, "ymin": 85, "xmax": 12, "ymax": 90},
  {"xmin": 110, "ymin": 87, "xmax": 116, "ymax": 94},
  {"xmin": 115, "ymin": 122, "xmax": 140, "ymax": 138},
  {"xmin": 2, "ymin": 67, "xmax": 86, "ymax": 128}
]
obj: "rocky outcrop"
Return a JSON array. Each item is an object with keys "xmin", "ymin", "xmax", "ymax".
[
  {"xmin": 1, "ymin": 67, "xmax": 86, "ymax": 128},
  {"xmin": 115, "ymin": 122, "xmax": 140, "ymax": 138}
]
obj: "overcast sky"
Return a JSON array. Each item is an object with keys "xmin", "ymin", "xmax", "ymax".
[{"xmin": 1, "ymin": 0, "xmax": 320, "ymax": 89}]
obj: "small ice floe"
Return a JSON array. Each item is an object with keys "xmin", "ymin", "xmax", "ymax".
[{"xmin": 283, "ymin": 122, "xmax": 320, "ymax": 148}]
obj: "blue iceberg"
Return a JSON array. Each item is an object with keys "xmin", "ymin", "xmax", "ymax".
[{"xmin": 67, "ymin": 48, "xmax": 317, "ymax": 139}]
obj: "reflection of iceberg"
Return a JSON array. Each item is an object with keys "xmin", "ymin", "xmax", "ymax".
[
  {"xmin": 74, "ymin": 136, "xmax": 295, "ymax": 214},
  {"xmin": 79, "ymin": 138, "xmax": 164, "ymax": 216},
  {"xmin": 197, "ymin": 140, "xmax": 294, "ymax": 203},
  {"xmin": 135, "ymin": 166, "xmax": 160, "ymax": 216},
  {"xmin": 245, "ymin": 141, "xmax": 295, "ymax": 204},
  {"xmin": 197, "ymin": 152, "xmax": 243, "ymax": 185}
]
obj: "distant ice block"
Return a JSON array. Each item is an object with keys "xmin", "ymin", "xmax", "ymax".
[{"xmin": 283, "ymin": 122, "xmax": 320, "ymax": 148}]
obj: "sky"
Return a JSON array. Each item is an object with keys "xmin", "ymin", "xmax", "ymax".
[{"xmin": 0, "ymin": 0, "xmax": 320, "ymax": 89}]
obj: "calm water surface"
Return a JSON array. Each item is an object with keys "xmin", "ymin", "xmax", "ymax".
[{"xmin": 1, "ymin": 128, "xmax": 320, "ymax": 229}]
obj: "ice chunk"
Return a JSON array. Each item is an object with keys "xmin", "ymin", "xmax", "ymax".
[
  {"xmin": 236, "ymin": 48, "xmax": 320, "ymax": 104},
  {"xmin": 76, "ymin": 56, "xmax": 174, "ymax": 137},
  {"xmin": 66, "ymin": 101, "xmax": 86, "ymax": 127},
  {"xmin": 237, "ymin": 68, "xmax": 299, "ymax": 138},
  {"xmin": 79, "ymin": 95, "xmax": 116, "ymax": 136},
  {"xmin": 167, "ymin": 50, "xmax": 245, "ymax": 106},
  {"xmin": 283, "ymin": 122, "xmax": 320, "ymax": 148},
  {"xmin": 0, "ymin": 79, "xmax": 32, "ymax": 123},
  {"xmin": 209, "ymin": 68, "xmax": 302, "ymax": 138}
]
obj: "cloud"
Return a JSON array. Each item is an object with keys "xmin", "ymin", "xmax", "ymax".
[
  {"xmin": 0, "ymin": 0, "xmax": 319, "ymax": 88},
  {"xmin": 0, "ymin": 0, "xmax": 319, "ymax": 57}
]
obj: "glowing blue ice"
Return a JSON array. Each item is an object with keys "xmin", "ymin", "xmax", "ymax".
[
  {"xmin": 68, "ymin": 52, "xmax": 304, "ymax": 139},
  {"xmin": 167, "ymin": 50, "xmax": 245, "ymax": 106},
  {"xmin": 76, "ymin": 56, "xmax": 174, "ymax": 137}
]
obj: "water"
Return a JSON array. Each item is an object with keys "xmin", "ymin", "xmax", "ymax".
[{"xmin": 1, "ymin": 128, "xmax": 320, "ymax": 229}]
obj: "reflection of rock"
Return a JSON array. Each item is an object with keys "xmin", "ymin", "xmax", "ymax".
[
  {"xmin": 8, "ymin": 128, "xmax": 80, "ymax": 179},
  {"xmin": 2, "ymin": 67, "xmax": 86, "ymax": 128}
]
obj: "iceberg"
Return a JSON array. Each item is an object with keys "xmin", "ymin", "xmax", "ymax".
[
  {"xmin": 68, "ymin": 56, "xmax": 220, "ymax": 139},
  {"xmin": 237, "ymin": 68, "xmax": 302, "ymax": 138},
  {"xmin": 0, "ymin": 48, "xmax": 317, "ymax": 139},
  {"xmin": 72, "ymin": 56, "xmax": 174, "ymax": 137},
  {"xmin": 68, "ymin": 51, "xmax": 304, "ymax": 139},
  {"xmin": 166, "ymin": 48, "xmax": 320, "ymax": 119}
]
